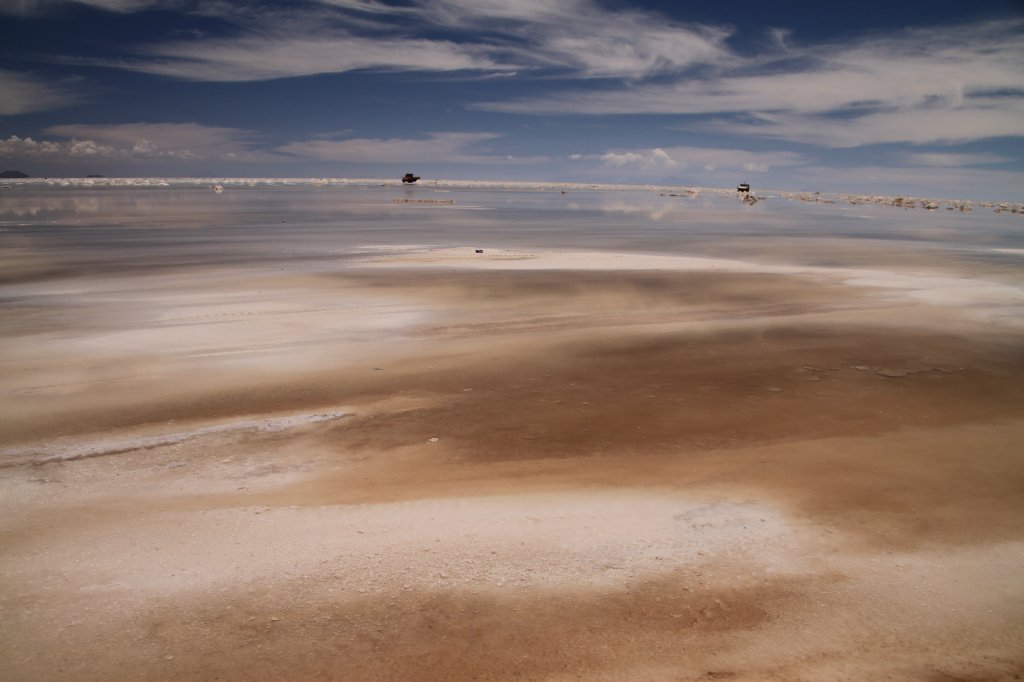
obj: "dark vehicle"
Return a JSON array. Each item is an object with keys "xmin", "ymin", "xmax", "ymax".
[
  {"xmin": 402, "ymin": 173, "xmax": 420, "ymax": 184},
  {"xmin": 737, "ymin": 183, "xmax": 750, "ymax": 193}
]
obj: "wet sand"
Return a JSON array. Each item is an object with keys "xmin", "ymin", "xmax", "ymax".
[{"xmin": 1, "ymin": 189, "xmax": 1023, "ymax": 680}]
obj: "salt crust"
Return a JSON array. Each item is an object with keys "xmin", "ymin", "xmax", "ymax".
[{"xmin": 19, "ymin": 492, "xmax": 799, "ymax": 597}]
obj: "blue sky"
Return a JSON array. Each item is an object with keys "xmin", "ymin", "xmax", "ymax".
[{"xmin": 1, "ymin": 0, "xmax": 1022, "ymax": 199}]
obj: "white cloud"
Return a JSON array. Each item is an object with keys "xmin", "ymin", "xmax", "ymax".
[
  {"xmin": 0, "ymin": 135, "xmax": 127, "ymax": 159},
  {"xmin": 410, "ymin": 0, "xmax": 733, "ymax": 78},
  {"xmin": 0, "ymin": 135, "xmax": 65, "ymax": 157},
  {"xmin": 46, "ymin": 122, "xmax": 253, "ymax": 152},
  {"xmin": 0, "ymin": 0, "xmax": 164, "ymax": 14},
  {"xmin": 485, "ymin": 21, "xmax": 1024, "ymax": 114},
  {"xmin": 82, "ymin": 0, "xmax": 731, "ymax": 82},
  {"xmin": 600, "ymin": 148, "xmax": 678, "ymax": 169},
  {"xmin": 479, "ymin": 19, "xmax": 1024, "ymax": 147},
  {"xmin": 136, "ymin": 35, "xmax": 514, "ymax": 82},
  {"xmin": 2, "ymin": 125, "xmax": 552, "ymax": 168},
  {"xmin": 650, "ymin": 148, "xmax": 677, "ymax": 167},
  {"xmin": 67, "ymin": 138, "xmax": 121, "ymax": 157},
  {"xmin": 0, "ymin": 69, "xmax": 76, "ymax": 116},
  {"xmin": 582, "ymin": 146, "xmax": 804, "ymax": 174},
  {"xmin": 715, "ymin": 99, "xmax": 1024, "ymax": 147},
  {"xmin": 600, "ymin": 151, "xmax": 645, "ymax": 167},
  {"xmin": 0, "ymin": 123, "xmax": 259, "ymax": 161}
]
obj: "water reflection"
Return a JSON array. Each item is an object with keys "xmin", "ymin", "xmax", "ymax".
[{"xmin": 1, "ymin": 186, "xmax": 1021, "ymax": 279}]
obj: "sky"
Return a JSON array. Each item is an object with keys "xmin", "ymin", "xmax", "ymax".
[{"xmin": 1, "ymin": 0, "xmax": 1023, "ymax": 199}]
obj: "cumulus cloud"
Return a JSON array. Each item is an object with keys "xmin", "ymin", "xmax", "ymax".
[
  {"xmin": 600, "ymin": 148, "xmax": 678, "ymax": 168},
  {"xmin": 600, "ymin": 151, "xmax": 645, "ymax": 167},
  {"xmin": 579, "ymin": 146, "xmax": 804, "ymax": 175},
  {"xmin": 0, "ymin": 122, "xmax": 259, "ymax": 161},
  {"xmin": 0, "ymin": 135, "xmax": 131, "ymax": 159},
  {"xmin": 0, "ymin": 69, "xmax": 77, "ymax": 116},
  {"xmin": 0, "ymin": 136, "xmax": 64, "ymax": 157}
]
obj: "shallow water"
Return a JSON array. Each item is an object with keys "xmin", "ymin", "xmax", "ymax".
[{"xmin": 2, "ymin": 185, "xmax": 1022, "ymax": 279}]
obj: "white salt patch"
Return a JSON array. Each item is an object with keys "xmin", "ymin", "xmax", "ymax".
[
  {"xmin": 352, "ymin": 246, "xmax": 1024, "ymax": 324},
  {"xmin": 843, "ymin": 273, "xmax": 1024, "ymax": 308}
]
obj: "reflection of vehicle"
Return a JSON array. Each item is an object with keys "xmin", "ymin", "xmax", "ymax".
[
  {"xmin": 402, "ymin": 173, "xmax": 420, "ymax": 184},
  {"xmin": 737, "ymin": 183, "xmax": 750, "ymax": 193}
]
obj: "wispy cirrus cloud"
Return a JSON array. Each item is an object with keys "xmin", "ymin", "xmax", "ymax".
[
  {"xmin": 405, "ymin": 0, "xmax": 733, "ymax": 79},
  {"xmin": 0, "ymin": 0, "xmax": 165, "ymax": 14},
  {"xmin": 0, "ymin": 69, "xmax": 78, "ymax": 116},
  {"xmin": 898, "ymin": 151, "xmax": 1014, "ymax": 167},
  {"xmin": 713, "ymin": 101, "xmax": 1024, "ymax": 148},
  {"xmin": 66, "ymin": 0, "xmax": 732, "ymax": 82},
  {"xmin": 479, "ymin": 19, "xmax": 1024, "ymax": 148},
  {"xmin": 134, "ymin": 35, "xmax": 515, "ymax": 82}
]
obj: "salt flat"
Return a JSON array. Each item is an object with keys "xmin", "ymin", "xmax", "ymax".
[{"xmin": 1, "ymin": 183, "xmax": 1022, "ymax": 681}]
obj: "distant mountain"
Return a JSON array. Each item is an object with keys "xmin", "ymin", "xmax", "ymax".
[{"xmin": 0, "ymin": 170, "xmax": 29, "ymax": 178}]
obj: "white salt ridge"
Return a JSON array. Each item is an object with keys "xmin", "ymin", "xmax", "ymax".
[{"xmin": 1, "ymin": 410, "xmax": 348, "ymax": 466}]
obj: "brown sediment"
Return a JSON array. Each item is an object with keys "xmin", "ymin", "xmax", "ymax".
[{"xmin": 2, "ymin": 255, "xmax": 1023, "ymax": 681}]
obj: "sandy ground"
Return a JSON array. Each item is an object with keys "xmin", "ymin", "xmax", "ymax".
[{"xmin": 2, "ymin": 240, "xmax": 1023, "ymax": 681}]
